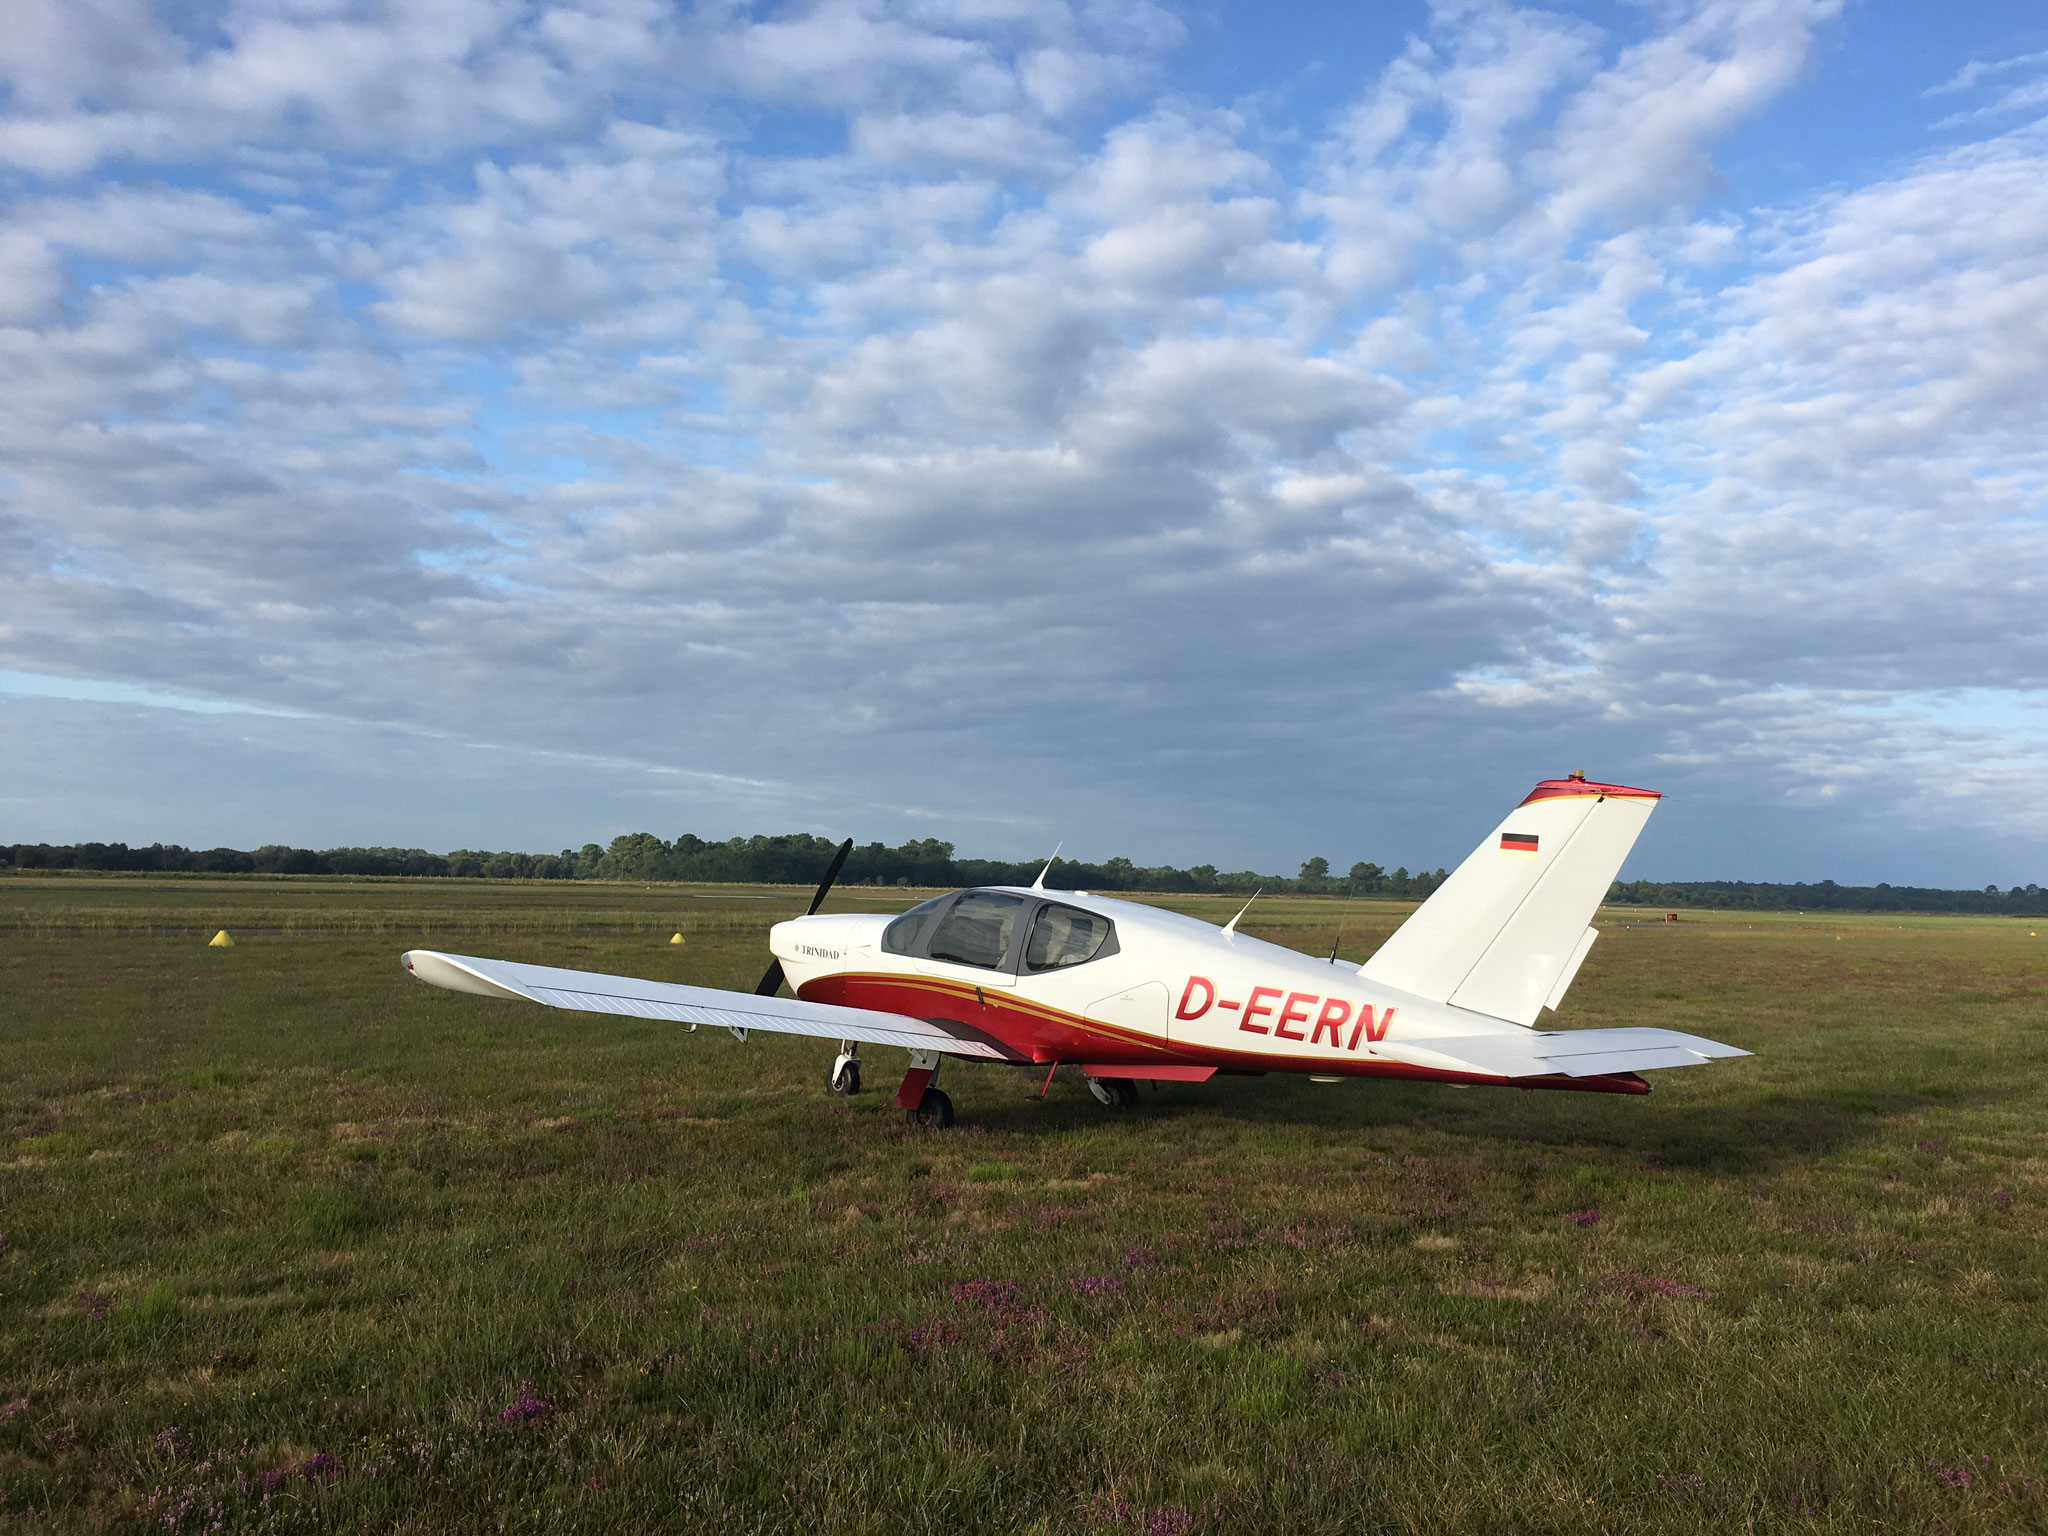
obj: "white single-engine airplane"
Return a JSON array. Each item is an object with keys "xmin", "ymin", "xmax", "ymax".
[{"xmin": 401, "ymin": 775, "xmax": 1747, "ymax": 1125}]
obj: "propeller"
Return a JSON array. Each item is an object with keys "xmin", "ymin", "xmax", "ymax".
[{"xmin": 754, "ymin": 836, "xmax": 855, "ymax": 996}]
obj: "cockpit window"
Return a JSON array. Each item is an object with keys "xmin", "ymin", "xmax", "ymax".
[
  {"xmin": 1024, "ymin": 903, "xmax": 1113, "ymax": 971},
  {"xmin": 925, "ymin": 891, "xmax": 1026, "ymax": 970},
  {"xmin": 882, "ymin": 894, "xmax": 951, "ymax": 956}
]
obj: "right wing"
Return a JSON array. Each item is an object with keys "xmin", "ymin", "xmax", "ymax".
[
  {"xmin": 400, "ymin": 950, "xmax": 1020, "ymax": 1060},
  {"xmin": 1385, "ymin": 1026, "xmax": 1749, "ymax": 1080}
]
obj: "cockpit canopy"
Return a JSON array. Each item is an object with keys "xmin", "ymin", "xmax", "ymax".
[{"xmin": 882, "ymin": 889, "xmax": 1118, "ymax": 975}]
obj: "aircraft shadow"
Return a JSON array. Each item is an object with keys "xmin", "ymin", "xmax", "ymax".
[{"xmin": 945, "ymin": 1066, "xmax": 1990, "ymax": 1178}]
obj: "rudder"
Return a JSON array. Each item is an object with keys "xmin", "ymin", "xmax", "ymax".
[{"xmin": 1358, "ymin": 775, "xmax": 1659, "ymax": 1025}]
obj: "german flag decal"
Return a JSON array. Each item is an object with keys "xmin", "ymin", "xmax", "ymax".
[{"xmin": 1499, "ymin": 832, "xmax": 1539, "ymax": 857}]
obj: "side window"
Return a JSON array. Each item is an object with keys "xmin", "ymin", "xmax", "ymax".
[
  {"xmin": 1024, "ymin": 903, "xmax": 1114, "ymax": 971},
  {"xmin": 925, "ymin": 891, "xmax": 1026, "ymax": 970},
  {"xmin": 882, "ymin": 894, "xmax": 951, "ymax": 956}
]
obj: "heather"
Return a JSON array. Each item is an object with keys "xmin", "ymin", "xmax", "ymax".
[{"xmin": 0, "ymin": 878, "xmax": 2042, "ymax": 1533}]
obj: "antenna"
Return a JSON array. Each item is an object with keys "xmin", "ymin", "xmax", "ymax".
[
  {"xmin": 1221, "ymin": 889, "xmax": 1260, "ymax": 938},
  {"xmin": 1031, "ymin": 841, "xmax": 1063, "ymax": 891}
]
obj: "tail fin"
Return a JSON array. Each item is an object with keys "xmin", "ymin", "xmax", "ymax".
[{"xmin": 1359, "ymin": 776, "xmax": 1659, "ymax": 1025}]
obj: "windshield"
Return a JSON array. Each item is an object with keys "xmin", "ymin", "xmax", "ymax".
[{"xmin": 881, "ymin": 894, "xmax": 951, "ymax": 956}]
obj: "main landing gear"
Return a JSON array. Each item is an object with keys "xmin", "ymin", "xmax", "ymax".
[
  {"xmin": 1086, "ymin": 1075, "xmax": 1139, "ymax": 1109},
  {"xmin": 894, "ymin": 1048, "xmax": 954, "ymax": 1129},
  {"xmin": 909, "ymin": 1086, "xmax": 954, "ymax": 1129}
]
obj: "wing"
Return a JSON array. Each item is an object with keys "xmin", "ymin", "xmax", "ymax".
[
  {"xmin": 1386, "ymin": 1026, "xmax": 1749, "ymax": 1080},
  {"xmin": 400, "ymin": 950, "xmax": 1019, "ymax": 1060}
]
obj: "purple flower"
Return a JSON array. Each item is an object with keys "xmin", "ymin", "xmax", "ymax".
[
  {"xmin": 78, "ymin": 1292, "xmax": 112, "ymax": 1321},
  {"xmin": 153, "ymin": 1425, "xmax": 191, "ymax": 1460},
  {"xmin": 1931, "ymin": 1456, "xmax": 1990, "ymax": 1489},
  {"xmin": 1068, "ymin": 1275, "xmax": 1122, "ymax": 1296},
  {"xmin": 1603, "ymin": 1271, "xmax": 1715, "ymax": 1301},
  {"xmin": 256, "ymin": 1454, "xmax": 338, "ymax": 1495},
  {"xmin": 948, "ymin": 1279, "xmax": 1026, "ymax": 1311},
  {"xmin": 500, "ymin": 1382, "xmax": 554, "ymax": 1424},
  {"xmin": 1567, "ymin": 1208, "xmax": 1601, "ymax": 1226},
  {"xmin": 1145, "ymin": 1507, "xmax": 1195, "ymax": 1536},
  {"xmin": 895, "ymin": 1319, "xmax": 961, "ymax": 1356},
  {"xmin": 0, "ymin": 1398, "xmax": 28, "ymax": 1421},
  {"xmin": 1088, "ymin": 1492, "xmax": 1135, "ymax": 1524},
  {"xmin": 1654, "ymin": 1472, "xmax": 1709, "ymax": 1499},
  {"xmin": 1990, "ymin": 1189, "xmax": 2013, "ymax": 1210},
  {"xmin": 1123, "ymin": 1248, "xmax": 1160, "ymax": 1271}
]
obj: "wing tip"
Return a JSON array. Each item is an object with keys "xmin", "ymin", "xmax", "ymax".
[{"xmin": 400, "ymin": 948, "xmax": 533, "ymax": 1002}]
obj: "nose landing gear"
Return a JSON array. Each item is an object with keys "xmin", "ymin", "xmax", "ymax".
[{"xmin": 829, "ymin": 1043, "xmax": 861, "ymax": 1096}]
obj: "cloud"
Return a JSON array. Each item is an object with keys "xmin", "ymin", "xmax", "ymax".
[{"xmin": 0, "ymin": 0, "xmax": 2042, "ymax": 885}]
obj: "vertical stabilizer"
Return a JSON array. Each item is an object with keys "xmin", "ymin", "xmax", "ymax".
[{"xmin": 1359, "ymin": 776, "xmax": 1659, "ymax": 1026}]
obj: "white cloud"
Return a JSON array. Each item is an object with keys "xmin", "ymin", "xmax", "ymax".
[{"xmin": 0, "ymin": 0, "xmax": 2041, "ymax": 884}]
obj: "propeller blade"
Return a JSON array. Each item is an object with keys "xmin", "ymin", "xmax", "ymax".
[
  {"xmin": 806, "ymin": 837, "xmax": 855, "ymax": 914},
  {"xmin": 755, "ymin": 837, "xmax": 855, "ymax": 996}
]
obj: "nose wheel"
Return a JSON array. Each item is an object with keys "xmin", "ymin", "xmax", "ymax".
[{"xmin": 829, "ymin": 1045, "xmax": 861, "ymax": 1096}]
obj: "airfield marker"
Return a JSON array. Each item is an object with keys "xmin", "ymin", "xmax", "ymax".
[{"xmin": 208, "ymin": 930, "xmax": 234, "ymax": 948}]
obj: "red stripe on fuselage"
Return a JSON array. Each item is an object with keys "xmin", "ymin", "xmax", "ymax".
[{"xmin": 795, "ymin": 972, "xmax": 1651, "ymax": 1095}]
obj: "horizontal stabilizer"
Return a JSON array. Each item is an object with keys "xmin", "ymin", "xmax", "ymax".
[
  {"xmin": 401, "ymin": 950, "xmax": 1019, "ymax": 1060},
  {"xmin": 1393, "ymin": 1026, "xmax": 1749, "ymax": 1080}
]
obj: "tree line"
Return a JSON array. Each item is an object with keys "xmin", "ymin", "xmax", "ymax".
[
  {"xmin": 0, "ymin": 833, "xmax": 1448, "ymax": 897},
  {"xmin": 4, "ymin": 835, "xmax": 2041, "ymax": 912},
  {"xmin": 1608, "ymin": 878, "xmax": 2048, "ymax": 916}
]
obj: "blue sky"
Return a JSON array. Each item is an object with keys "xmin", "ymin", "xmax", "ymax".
[{"xmin": 1, "ymin": 0, "xmax": 2044, "ymax": 886}]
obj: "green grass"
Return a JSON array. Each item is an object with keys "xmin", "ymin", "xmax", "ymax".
[{"xmin": 1, "ymin": 877, "xmax": 2045, "ymax": 1532}]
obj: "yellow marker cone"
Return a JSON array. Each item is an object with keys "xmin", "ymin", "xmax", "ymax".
[
  {"xmin": 669, "ymin": 933, "xmax": 684, "ymax": 945},
  {"xmin": 208, "ymin": 930, "xmax": 234, "ymax": 948}
]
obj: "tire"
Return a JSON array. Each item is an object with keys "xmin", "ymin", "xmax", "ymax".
[
  {"xmin": 1086, "ymin": 1076, "xmax": 1118, "ymax": 1107},
  {"xmin": 908, "ymin": 1087, "xmax": 954, "ymax": 1129},
  {"xmin": 1113, "ymin": 1078, "xmax": 1139, "ymax": 1108},
  {"xmin": 829, "ymin": 1061, "xmax": 860, "ymax": 1096}
]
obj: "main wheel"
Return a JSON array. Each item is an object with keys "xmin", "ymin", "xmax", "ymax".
[
  {"xmin": 1086, "ymin": 1076, "xmax": 1118, "ymax": 1107},
  {"xmin": 1112, "ymin": 1078, "xmax": 1139, "ymax": 1108},
  {"xmin": 907, "ymin": 1087, "xmax": 954, "ymax": 1129},
  {"xmin": 829, "ymin": 1060, "xmax": 860, "ymax": 1095}
]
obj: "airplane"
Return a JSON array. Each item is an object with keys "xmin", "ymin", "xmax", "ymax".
[{"xmin": 400, "ymin": 774, "xmax": 1748, "ymax": 1126}]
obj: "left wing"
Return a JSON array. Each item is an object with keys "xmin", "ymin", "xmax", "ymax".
[{"xmin": 400, "ymin": 950, "xmax": 1019, "ymax": 1060}]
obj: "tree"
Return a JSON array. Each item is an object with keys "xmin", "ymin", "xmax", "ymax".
[{"xmin": 1347, "ymin": 861, "xmax": 1384, "ymax": 894}]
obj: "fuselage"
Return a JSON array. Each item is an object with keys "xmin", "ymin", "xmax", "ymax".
[{"xmin": 771, "ymin": 887, "xmax": 1647, "ymax": 1094}]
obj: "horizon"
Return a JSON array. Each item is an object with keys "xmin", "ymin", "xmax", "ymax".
[{"xmin": 4, "ymin": 827, "xmax": 2039, "ymax": 897}]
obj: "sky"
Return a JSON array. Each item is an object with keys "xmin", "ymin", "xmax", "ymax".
[{"xmin": 1, "ymin": 0, "xmax": 2045, "ymax": 887}]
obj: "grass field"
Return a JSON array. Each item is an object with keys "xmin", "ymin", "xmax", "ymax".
[{"xmin": 1, "ymin": 876, "xmax": 2043, "ymax": 1534}]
